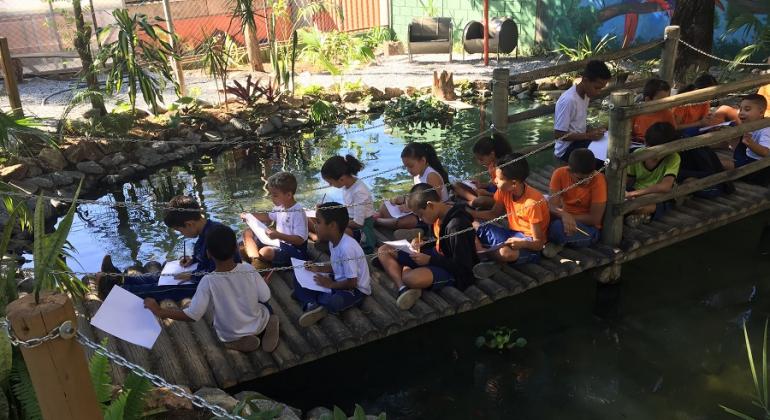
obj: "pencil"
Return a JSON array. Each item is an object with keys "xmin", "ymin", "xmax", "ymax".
[
  {"xmin": 183, "ymin": 240, "xmax": 187, "ymax": 260},
  {"xmin": 320, "ymin": 193, "xmax": 326, "ymax": 204},
  {"xmin": 575, "ymin": 226, "xmax": 590, "ymax": 236},
  {"xmin": 417, "ymin": 232, "xmax": 421, "ymax": 245}
]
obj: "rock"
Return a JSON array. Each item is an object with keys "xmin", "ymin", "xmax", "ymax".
[
  {"xmin": 342, "ymin": 90, "xmax": 364, "ymax": 103},
  {"xmin": 284, "ymin": 119, "xmax": 304, "ymax": 130},
  {"xmin": 150, "ymin": 141, "xmax": 171, "ymax": 154},
  {"xmin": 516, "ymin": 91, "xmax": 532, "ymax": 100},
  {"xmin": 0, "ymin": 164, "xmax": 28, "ymax": 181},
  {"xmin": 134, "ymin": 148, "xmax": 164, "ymax": 167},
  {"xmin": 99, "ymin": 152, "xmax": 127, "ymax": 169},
  {"xmin": 128, "ymin": 163, "xmax": 146, "ymax": 172},
  {"xmin": 229, "ymin": 118, "xmax": 250, "ymax": 131},
  {"xmin": 257, "ymin": 120, "xmax": 277, "ymax": 136},
  {"xmin": 38, "ymin": 148, "xmax": 68, "ymax": 172},
  {"xmin": 117, "ymin": 166, "xmax": 136, "ymax": 178},
  {"xmin": 145, "ymin": 386, "xmax": 194, "ymax": 411},
  {"xmin": 537, "ymin": 90, "xmax": 564, "ymax": 102},
  {"xmin": 27, "ymin": 176, "xmax": 54, "ymax": 189},
  {"xmin": 132, "ymin": 109, "xmax": 151, "ymax": 119},
  {"xmin": 554, "ymin": 76, "xmax": 573, "ymax": 89},
  {"xmin": 178, "ymin": 146, "xmax": 197, "ymax": 156},
  {"xmin": 194, "ymin": 387, "xmax": 238, "ymax": 412},
  {"xmin": 49, "ymin": 171, "xmax": 76, "ymax": 187},
  {"xmin": 186, "ymin": 131, "xmax": 203, "ymax": 142},
  {"xmin": 63, "ymin": 141, "xmax": 105, "ymax": 164},
  {"xmin": 405, "ymin": 86, "xmax": 417, "ymax": 96},
  {"xmin": 382, "ymin": 40, "xmax": 404, "ymax": 56},
  {"xmin": 234, "ymin": 392, "xmax": 301, "ymax": 420},
  {"xmin": 383, "ymin": 87, "xmax": 404, "ymax": 99},
  {"xmin": 103, "ymin": 174, "xmax": 122, "ymax": 185},
  {"xmin": 306, "ymin": 407, "xmax": 333, "ymax": 420},
  {"xmin": 319, "ymin": 93, "xmax": 341, "ymax": 103},
  {"xmin": 203, "ymin": 131, "xmax": 223, "ymax": 142},
  {"xmin": 343, "ymin": 102, "xmax": 370, "ymax": 113},
  {"xmin": 268, "ymin": 116, "xmax": 284, "ymax": 130},
  {"xmin": 8, "ymin": 179, "xmax": 38, "ymax": 194},
  {"xmin": 364, "ymin": 87, "xmax": 386, "ymax": 101},
  {"xmin": 76, "ymin": 161, "xmax": 105, "ymax": 175}
]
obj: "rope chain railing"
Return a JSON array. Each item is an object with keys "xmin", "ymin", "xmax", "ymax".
[{"xmin": 677, "ymin": 38, "xmax": 770, "ymax": 68}]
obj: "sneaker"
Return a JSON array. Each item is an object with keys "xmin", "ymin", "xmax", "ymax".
[
  {"xmin": 473, "ymin": 261, "xmax": 501, "ymax": 280},
  {"xmin": 542, "ymin": 243, "xmax": 563, "ymax": 259},
  {"xmin": 261, "ymin": 315, "xmax": 280, "ymax": 353},
  {"xmin": 396, "ymin": 288, "xmax": 422, "ymax": 310},
  {"xmin": 299, "ymin": 303, "xmax": 327, "ymax": 327},
  {"xmin": 394, "ymin": 228, "xmax": 422, "ymax": 242},
  {"xmin": 224, "ymin": 335, "xmax": 260, "ymax": 352},
  {"xmin": 624, "ymin": 214, "xmax": 651, "ymax": 228}
]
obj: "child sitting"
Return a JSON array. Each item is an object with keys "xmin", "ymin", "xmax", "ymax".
[
  {"xmin": 295, "ymin": 203, "xmax": 371, "ymax": 327},
  {"xmin": 674, "ymin": 73, "xmax": 718, "ymax": 135},
  {"xmin": 625, "ymin": 122, "xmax": 681, "ymax": 225},
  {"xmin": 314, "ymin": 155, "xmax": 376, "ymax": 252},
  {"xmin": 452, "ymin": 133, "xmax": 513, "ymax": 210},
  {"xmin": 468, "ymin": 153, "xmax": 550, "ymax": 279},
  {"xmin": 375, "ymin": 183, "xmax": 479, "ymax": 310},
  {"xmin": 733, "ymin": 94, "xmax": 770, "ymax": 185},
  {"xmin": 97, "ymin": 195, "xmax": 241, "ymax": 301},
  {"xmin": 543, "ymin": 149, "xmax": 606, "ymax": 257},
  {"xmin": 553, "ymin": 60, "xmax": 612, "ymax": 162},
  {"xmin": 241, "ymin": 172, "xmax": 308, "ymax": 268},
  {"xmin": 632, "ymin": 79, "xmax": 677, "ymax": 142},
  {"xmin": 375, "ymin": 142, "xmax": 449, "ymax": 236},
  {"xmin": 143, "ymin": 224, "xmax": 279, "ymax": 353}
]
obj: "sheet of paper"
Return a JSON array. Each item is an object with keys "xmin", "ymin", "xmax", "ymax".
[
  {"xmin": 242, "ymin": 213, "xmax": 280, "ymax": 247},
  {"xmin": 384, "ymin": 200, "xmax": 412, "ymax": 218},
  {"xmin": 91, "ymin": 286, "xmax": 162, "ymax": 349},
  {"xmin": 478, "ymin": 242, "xmax": 508, "ymax": 254},
  {"xmin": 383, "ymin": 239, "xmax": 417, "ymax": 254},
  {"xmin": 291, "ymin": 257, "xmax": 331, "ymax": 293},
  {"xmin": 157, "ymin": 260, "xmax": 198, "ymax": 286},
  {"xmin": 460, "ymin": 180, "xmax": 477, "ymax": 191},
  {"xmin": 699, "ymin": 121, "xmax": 732, "ymax": 132},
  {"xmin": 588, "ymin": 132, "xmax": 609, "ymax": 161},
  {"xmin": 305, "ymin": 209, "xmax": 316, "ymax": 218}
]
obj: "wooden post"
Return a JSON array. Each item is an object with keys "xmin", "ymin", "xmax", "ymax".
[
  {"xmin": 483, "ymin": 0, "xmax": 489, "ymax": 66},
  {"xmin": 659, "ymin": 25, "xmax": 680, "ymax": 85},
  {"xmin": 161, "ymin": 0, "xmax": 186, "ymax": 96},
  {"xmin": 6, "ymin": 292, "xmax": 103, "ymax": 420},
  {"xmin": 491, "ymin": 67, "xmax": 509, "ymax": 132},
  {"xmin": 601, "ymin": 90, "xmax": 635, "ymax": 248},
  {"xmin": 0, "ymin": 38, "xmax": 23, "ymax": 118}
]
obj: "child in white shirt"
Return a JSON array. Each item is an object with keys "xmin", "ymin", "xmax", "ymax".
[{"xmin": 734, "ymin": 94, "xmax": 770, "ymax": 185}]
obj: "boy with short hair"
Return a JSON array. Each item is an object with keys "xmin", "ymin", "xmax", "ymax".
[
  {"xmin": 553, "ymin": 60, "xmax": 612, "ymax": 162},
  {"xmin": 468, "ymin": 153, "xmax": 550, "ymax": 279},
  {"xmin": 144, "ymin": 224, "xmax": 279, "ymax": 353},
  {"xmin": 544, "ymin": 149, "xmax": 606, "ymax": 257},
  {"xmin": 295, "ymin": 203, "xmax": 370, "ymax": 327},
  {"xmin": 375, "ymin": 183, "xmax": 479, "ymax": 310},
  {"xmin": 97, "ymin": 195, "xmax": 241, "ymax": 301},
  {"xmin": 632, "ymin": 78, "xmax": 677, "ymax": 141},
  {"xmin": 625, "ymin": 122, "xmax": 681, "ymax": 225},
  {"xmin": 241, "ymin": 172, "xmax": 309, "ymax": 267},
  {"xmin": 733, "ymin": 94, "xmax": 770, "ymax": 185}
]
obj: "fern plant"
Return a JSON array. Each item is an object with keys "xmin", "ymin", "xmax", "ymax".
[{"xmin": 10, "ymin": 356, "xmax": 41, "ymax": 420}]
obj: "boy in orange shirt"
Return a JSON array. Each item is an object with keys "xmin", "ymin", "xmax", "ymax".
[
  {"xmin": 632, "ymin": 78, "xmax": 677, "ymax": 141},
  {"xmin": 468, "ymin": 153, "xmax": 550, "ymax": 279},
  {"xmin": 544, "ymin": 149, "xmax": 606, "ymax": 257}
]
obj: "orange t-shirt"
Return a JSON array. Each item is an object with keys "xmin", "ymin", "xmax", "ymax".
[
  {"xmin": 487, "ymin": 162, "xmax": 497, "ymax": 182},
  {"xmin": 632, "ymin": 109, "xmax": 677, "ymax": 140},
  {"xmin": 759, "ymin": 84, "xmax": 770, "ymax": 118},
  {"xmin": 549, "ymin": 166, "xmax": 607, "ymax": 228},
  {"xmin": 433, "ymin": 219, "xmax": 442, "ymax": 255},
  {"xmin": 673, "ymin": 102, "xmax": 710, "ymax": 125},
  {"xmin": 494, "ymin": 183, "xmax": 550, "ymax": 239}
]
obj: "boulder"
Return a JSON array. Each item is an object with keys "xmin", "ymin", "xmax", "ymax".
[
  {"xmin": 8, "ymin": 179, "xmax": 38, "ymax": 194},
  {"xmin": 103, "ymin": 174, "xmax": 122, "ymax": 185},
  {"xmin": 76, "ymin": 161, "xmax": 105, "ymax": 175},
  {"xmin": 194, "ymin": 387, "xmax": 238, "ymax": 412},
  {"xmin": 63, "ymin": 141, "xmax": 105, "ymax": 164},
  {"xmin": 342, "ymin": 90, "xmax": 364, "ymax": 103},
  {"xmin": 99, "ymin": 152, "xmax": 127, "ymax": 169},
  {"xmin": 229, "ymin": 117, "xmax": 250, "ymax": 131},
  {"xmin": 178, "ymin": 146, "xmax": 197, "ymax": 156},
  {"xmin": 554, "ymin": 76, "xmax": 573, "ymax": 89},
  {"xmin": 117, "ymin": 166, "xmax": 136, "ymax": 179},
  {"xmin": 0, "ymin": 164, "xmax": 28, "ymax": 181},
  {"xmin": 257, "ymin": 121, "xmax": 277, "ymax": 136},
  {"xmin": 49, "ymin": 171, "xmax": 77, "ymax": 187},
  {"xmin": 204, "ymin": 131, "xmax": 224, "ymax": 142},
  {"xmin": 343, "ymin": 102, "xmax": 370, "ymax": 113},
  {"xmin": 306, "ymin": 407, "xmax": 333, "ymax": 420},
  {"xmin": 365, "ymin": 87, "xmax": 386, "ymax": 101},
  {"xmin": 284, "ymin": 119, "xmax": 305, "ymax": 130},
  {"xmin": 383, "ymin": 87, "xmax": 404, "ymax": 99},
  {"xmin": 150, "ymin": 141, "xmax": 171, "ymax": 154},
  {"xmin": 134, "ymin": 148, "xmax": 164, "ymax": 167},
  {"xmin": 27, "ymin": 176, "xmax": 54, "ymax": 189},
  {"xmin": 268, "ymin": 116, "xmax": 284, "ymax": 130},
  {"xmin": 145, "ymin": 386, "xmax": 194, "ymax": 411},
  {"xmin": 186, "ymin": 131, "xmax": 203, "ymax": 142},
  {"xmin": 405, "ymin": 86, "xmax": 417, "ymax": 96},
  {"xmin": 38, "ymin": 148, "xmax": 68, "ymax": 172}
]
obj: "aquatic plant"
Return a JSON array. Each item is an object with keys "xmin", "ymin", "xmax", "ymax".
[
  {"xmin": 383, "ymin": 95, "xmax": 453, "ymax": 131},
  {"xmin": 309, "ymin": 100, "xmax": 339, "ymax": 125},
  {"xmin": 475, "ymin": 327, "xmax": 527, "ymax": 351},
  {"xmin": 721, "ymin": 320, "xmax": 770, "ymax": 419}
]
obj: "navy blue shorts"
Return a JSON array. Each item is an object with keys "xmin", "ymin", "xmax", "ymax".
[
  {"xmin": 394, "ymin": 249, "xmax": 454, "ymax": 290},
  {"xmin": 257, "ymin": 239, "xmax": 309, "ymax": 266},
  {"xmin": 485, "ymin": 184, "xmax": 498, "ymax": 194},
  {"xmin": 475, "ymin": 223, "xmax": 540, "ymax": 265}
]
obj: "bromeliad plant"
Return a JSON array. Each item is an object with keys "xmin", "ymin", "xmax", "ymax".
[{"xmin": 224, "ymin": 75, "xmax": 282, "ymax": 107}]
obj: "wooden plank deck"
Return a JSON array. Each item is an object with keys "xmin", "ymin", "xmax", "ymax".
[{"xmin": 80, "ymin": 166, "xmax": 770, "ymax": 390}]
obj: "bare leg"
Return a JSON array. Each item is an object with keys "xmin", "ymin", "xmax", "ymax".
[
  {"xmin": 378, "ymin": 245, "xmax": 405, "ymax": 288},
  {"xmin": 308, "ymin": 218, "xmax": 319, "ymax": 242},
  {"xmin": 452, "ymin": 181, "xmax": 478, "ymax": 202},
  {"xmin": 494, "ymin": 245, "xmax": 520, "ymax": 263},
  {"xmin": 376, "ymin": 214, "xmax": 419, "ymax": 230},
  {"xmin": 242, "ymin": 230, "xmax": 261, "ymax": 260},
  {"xmin": 471, "ymin": 196, "xmax": 495, "ymax": 210},
  {"xmin": 402, "ymin": 267, "xmax": 435, "ymax": 289}
]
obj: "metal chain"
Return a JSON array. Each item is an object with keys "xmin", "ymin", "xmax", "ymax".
[
  {"xmin": 677, "ymin": 38, "xmax": 770, "ymax": 67},
  {"xmin": 1, "ymin": 318, "xmax": 75, "ymax": 348}
]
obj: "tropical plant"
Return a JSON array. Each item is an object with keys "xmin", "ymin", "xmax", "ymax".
[
  {"xmin": 298, "ymin": 28, "xmax": 374, "ymax": 76},
  {"xmin": 720, "ymin": 320, "xmax": 770, "ymax": 419},
  {"xmin": 198, "ymin": 33, "xmax": 239, "ymax": 109},
  {"xmin": 475, "ymin": 327, "xmax": 527, "ymax": 351},
  {"xmin": 383, "ymin": 94, "xmax": 453, "ymax": 130},
  {"xmin": 723, "ymin": 8, "xmax": 770, "ymax": 69},
  {"xmin": 95, "ymin": 10, "xmax": 179, "ymax": 114},
  {"xmin": 0, "ymin": 110, "xmax": 56, "ymax": 156},
  {"xmin": 418, "ymin": 0, "xmax": 438, "ymax": 17},
  {"xmin": 72, "ymin": 0, "xmax": 106, "ymax": 116},
  {"xmin": 361, "ymin": 26, "xmax": 395, "ymax": 51},
  {"xmin": 556, "ymin": 34, "xmax": 616, "ymax": 62},
  {"xmin": 295, "ymin": 84, "xmax": 325, "ymax": 97},
  {"xmin": 90, "ymin": 341, "xmax": 152, "ymax": 419},
  {"xmin": 224, "ymin": 75, "xmax": 282, "ymax": 107},
  {"xmin": 230, "ymin": 0, "xmax": 264, "ymax": 72},
  {"xmin": 309, "ymin": 99, "xmax": 339, "ymax": 124}
]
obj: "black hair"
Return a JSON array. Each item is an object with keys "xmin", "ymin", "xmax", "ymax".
[
  {"xmin": 643, "ymin": 78, "xmax": 671, "ymax": 100},
  {"xmin": 406, "ymin": 183, "xmax": 441, "ymax": 211},
  {"xmin": 163, "ymin": 195, "xmax": 203, "ymax": 228},
  {"xmin": 317, "ymin": 202, "xmax": 349, "ymax": 233},
  {"xmin": 472, "ymin": 133, "xmax": 513, "ymax": 159},
  {"xmin": 645, "ymin": 122, "xmax": 679, "ymax": 146},
  {"xmin": 582, "ymin": 60, "xmax": 612, "ymax": 81},
  {"xmin": 205, "ymin": 224, "xmax": 237, "ymax": 261},
  {"xmin": 400, "ymin": 142, "xmax": 449, "ymax": 185},
  {"xmin": 743, "ymin": 93, "xmax": 768, "ymax": 112},
  {"xmin": 568, "ymin": 149, "xmax": 596, "ymax": 175},
  {"xmin": 694, "ymin": 73, "xmax": 718, "ymax": 89},
  {"xmin": 267, "ymin": 172, "xmax": 298, "ymax": 194},
  {"xmin": 321, "ymin": 155, "xmax": 364, "ymax": 180},
  {"xmin": 678, "ymin": 84, "xmax": 696, "ymax": 95},
  {"xmin": 496, "ymin": 152, "xmax": 529, "ymax": 182}
]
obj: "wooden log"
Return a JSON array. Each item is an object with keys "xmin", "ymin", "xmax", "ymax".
[
  {"xmin": 269, "ymin": 273, "xmax": 335, "ymax": 353},
  {"xmin": 358, "ymin": 294, "xmax": 402, "ymax": 334},
  {"xmin": 462, "ymin": 285, "xmax": 492, "ymax": 307},
  {"xmin": 492, "ymin": 68, "xmax": 509, "ymax": 131},
  {"xmin": 370, "ymin": 269, "xmax": 439, "ymax": 323},
  {"xmin": 603, "ymin": 91, "xmax": 636, "ymax": 247},
  {"xmin": 475, "ymin": 277, "xmax": 509, "ymax": 300},
  {"xmin": 149, "ymin": 311, "xmax": 189, "ymax": 387},
  {"xmin": 256, "ymin": 339, "xmax": 296, "ymax": 371},
  {"xmin": 510, "ymin": 263, "xmax": 555, "ymax": 285},
  {"xmin": 0, "ymin": 38, "xmax": 23, "ymax": 117},
  {"xmin": 499, "ymin": 265, "xmax": 539, "ymax": 289},
  {"xmin": 419, "ymin": 290, "xmax": 455, "ymax": 316},
  {"xmin": 538, "ymin": 258, "xmax": 575, "ymax": 278},
  {"xmin": 432, "ymin": 70, "xmax": 457, "ymax": 101},
  {"xmin": 557, "ymin": 247, "xmax": 598, "ymax": 270},
  {"xmin": 158, "ymin": 300, "xmax": 216, "ymax": 389},
  {"xmin": 438, "ymin": 287, "xmax": 474, "ymax": 312},
  {"xmin": 339, "ymin": 307, "xmax": 380, "ymax": 343},
  {"xmin": 489, "ymin": 272, "xmax": 525, "ymax": 295},
  {"xmin": 80, "ymin": 295, "xmax": 126, "ymax": 384},
  {"xmin": 658, "ymin": 26, "xmax": 680, "ymax": 84}
]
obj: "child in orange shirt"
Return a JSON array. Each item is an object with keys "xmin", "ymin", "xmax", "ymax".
[
  {"xmin": 674, "ymin": 73, "xmax": 717, "ymax": 135},
  {"xmin": 632, "ymin": 79, "xmax": 677, "ymax": 141},
  {"xmin": 452, "ymin": 133, "xmax": 513, "ymax": 210},
  {"xmin": 468, "ymin": 153, "xmax": 550, "ymax": 279}
]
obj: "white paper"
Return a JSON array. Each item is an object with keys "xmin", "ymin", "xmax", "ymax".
[
  {"xmin": 291, "ymin": 257, "xmax": 331, "ymax": 293},
  {"xmin": 588, "ymin": 132, "xmax": 609, "ymax": 161},
  {"xmin": 383, "ymin": 239, "xmax": 417, "ymax": 254},
  {"xmin": 91, "ymin": 286, "xmax": 162, "ymax": 349},
  {"xmin": 384, "ymin": 200, "xmax": 412, "ymax": 218},
  {"xmin": 243, "ymin": 213, "xmax": 280, "ymax": 247},
  {"xmin": 460, "ymin": 180, "xmax": 477, "ymax": 190},
  {"xmin": 699, "ymin": 121, "xmax": 732, "ymax": 132},
  {"xmin": 305, "ymin": 209, "xmax": 316, "ymax": 218},
  {"xmin": 478, "ymin": 242, "xmax": 508, "ymax": 254},
  {"xmin": 157, "ymin": 260, "xmax": 198, "ymax": 286}
]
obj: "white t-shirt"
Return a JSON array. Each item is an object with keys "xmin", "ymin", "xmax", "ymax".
[
  {"xmin": 329, "ymin": 234, "xmax": 371, "ymax": 295},
  {"xmin": 343, "ymin": 179, "xmax": 375, "ymax": 226},
  {"xmin": 269, "ymin": 202, "xmax": 308, "ymax": 242},
  {"xmin": 553, "ymin": 85, "xmax": 590, "ymax": 158},
  {"xmin": 747, "ymin": 127, "xmax": 770, "ymax": 160},
  {"xmin": 413, "ymin": 166, "xmax": 449, "ymax": 202},
  {"xmin": 183, "ymin": 263, "xmax": 271, "ymax": 343}
]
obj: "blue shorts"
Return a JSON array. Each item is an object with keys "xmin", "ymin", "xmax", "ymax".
[
  {"xmin": 257, "ymin": 239, "xmax": 309, "ymax": 266},
  {"xmin": 485, "ymin": 184, "xmax": 498, "ymax": 194},
  {"xmin": 476, "ymin": 223, "xmax": 540, "ymax": 265},
  {"xmin": 395, "ymin": 249, "xmax": 454, "ymax": 290}
]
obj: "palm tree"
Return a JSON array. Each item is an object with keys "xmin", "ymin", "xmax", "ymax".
[
  {"xmin": 71, "ymin": 0, "xmax": 106, "ymax": 116},
  {"xmin": 231, "ymin": 0, "xmax": 264, "ymax": 72}
]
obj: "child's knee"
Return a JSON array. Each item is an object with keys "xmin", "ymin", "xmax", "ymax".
[
  {"xmin": 377, "ymin": 245, "xmax": 397, "ymax": 260},
  {"xmin": 258, "ymin": 247, "xmax": 275, "ymax": 261},
  {"xmin": 498, "ymin": 247, "xmax": 519, "ymax": 262}
]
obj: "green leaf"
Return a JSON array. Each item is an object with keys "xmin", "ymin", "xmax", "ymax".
[
  {"xmin": 103, "ymin": 392, "xmax": 128, "ymax": 420},
  {"xmin": 122, "ymin": 373, "xmax": 151, "ymax": 420},
  {"xmin": 744, "ymin": 322, "xmax": 762, "ymax": 402},
  {"xmin": 0, "ymin": 333, "xmax": 11, "ymax": 390},
  {"xmin": 515, "ymin": 337, "xmax": 528, "ymax": 348},
  {"xmin": 352, "ymin": 404, "xmax": 366, "ymax": 420},
  {"xmin": 10, "ymin": 357, "xmax": 41, "ymax": 420},
  {"xmin": 89, "ymin": 343, "xmax": 112, "ymax": 405},
  {"xmin": 332, "ymin": 406, "xmax": 347, "ymax": 420},
  {"xmin": 719, "ymin": 405, "xmax": 756, "ymax": 420}
]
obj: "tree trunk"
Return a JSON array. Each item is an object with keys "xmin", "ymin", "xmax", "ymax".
[
  {"xmin": 244, "ymin": 21, "xmax": 264, "ymax": 72},
  {"xmin": 671, "ymin": 0, "xmax": 715, "ymax": 84},
  {"xmin": 72, "ymin": 0, "xmax": 106, "ymax": 116}
]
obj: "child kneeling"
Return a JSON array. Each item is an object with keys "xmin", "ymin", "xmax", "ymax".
[
  {"xmin": 144, "ymin": 224, "xmax": 279, "ymax": 353},
  {"xmin": 376, "ymin": 183, "xmax": 479, "ymax": 310},
  {"xmin": 294, "ymin": 203, "xmax": 371, "ymax": 327}
]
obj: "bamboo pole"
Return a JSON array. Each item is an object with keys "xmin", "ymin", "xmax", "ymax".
[
  {"xmin": 659, "ymin": 25, "xmax": 680, "ymax": 84},
  {"xmin": 6, "ymin": 293, "xmax": 103, "ymax": 420},
  {"xmin": 492, "ymin": 67, "xmax": 509, "ymax": 132},
  {"xmin": 161, "ymin": 0, "xmax": 186, "ymax": 96},
  {"xmin": 602, "ymin": 91, "xmax": 635, "ymax": 248},
  {"xmin": 0, "ymin": 38, "xmax": 23, "ymax": 118}
]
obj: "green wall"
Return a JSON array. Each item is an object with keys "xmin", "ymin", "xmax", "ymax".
[{"xmin": 390, "ymin": 0, "xmax": 537, "ymax": 55}]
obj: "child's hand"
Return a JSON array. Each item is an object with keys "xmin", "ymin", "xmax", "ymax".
[
  {"xmin": 398, "ymin": 204, "xmax": 410, "ymax": 213},
  {"xmin": 239, "ymin": 212, "xmax": 249, "ymax": 220},
  {"xmin": 143, "ymin": 298, "xmax": 160, "ymax": 314},
  {"xmin": 265, "ymin": 228, "xmax": 280, "ymax": 240},
  {"xmin": 587, "ymin": 128, "xmax": 606, "ymax": 141},
  {"xmin": 625, "ymin": 190, "xmax": 640, "ymax": 199},
  {"xmin": 313, "ymin": 274, "xmax": 334, "ymax": 288},
  {"xmin": 410, "ymin": 237, "xmax": 423, "ymax": 251},
  {"xmin": 174, "ymin": 272, "xmax": 192, "ymax": 281},
  {"xmin": 179, "ymin": 256, "xmax": 193, "ymax": 267},
  {"xmin": 504, "ymin": 237, "xmax": 523, "ymax": 249},
  {"xmin": 409, "ymin": 252, "xmax": 431, "ymax": 266},
  {"xmin": 742, "ymin": 133, "xmax": 754, "ymax": 145},
  {"xmin": 304, "ymin": 262, "xmax": 321, "ymax": 273},
  {"xmin": 561, "ymin": 213, "xmax": 578, "ymax": 235}
]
